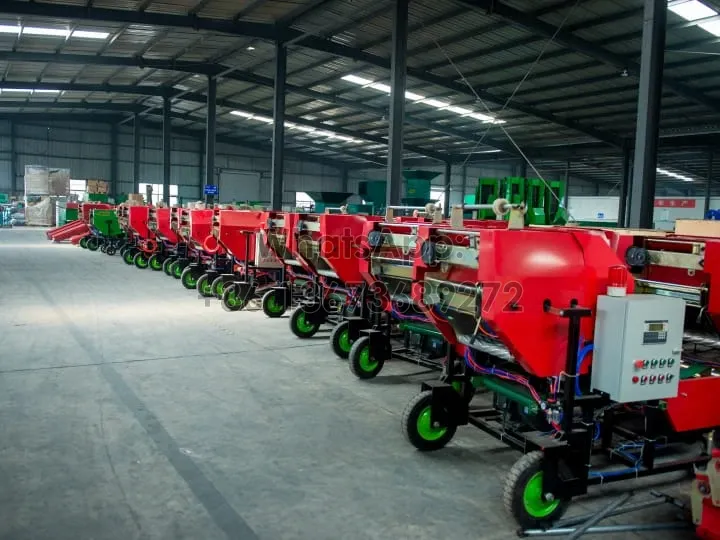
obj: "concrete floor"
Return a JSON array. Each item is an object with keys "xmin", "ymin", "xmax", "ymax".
[{"xmin": 0, "ymin": 228, "xmax": 697, "ymax": 540}]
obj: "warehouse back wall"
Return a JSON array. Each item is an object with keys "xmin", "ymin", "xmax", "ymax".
[{"xmin": 0, "ymin": 120, "xmax": 346, "ymax": 204}]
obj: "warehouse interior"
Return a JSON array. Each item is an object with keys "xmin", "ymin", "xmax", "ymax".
[{"xmin": 3, "ymin": 0, "xmax": 720, "ymax": 539}]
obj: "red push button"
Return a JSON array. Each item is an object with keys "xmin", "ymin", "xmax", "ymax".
[
  {"xmin": 632, "ymin": 376, "xmax": 639, "ymax": 384},
  {"xmin": 634, "ymin": 360, "xmax": 645, "ymax": 370}
]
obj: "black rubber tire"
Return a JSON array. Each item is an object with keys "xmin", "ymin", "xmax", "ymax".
[
  {"xmin": 123, "ymin": 248, "xmax": 137, "ymax": 266},
  {"xmin": 87, "ymin": 237, "xmax": 100, "ymax": 251},
  {"xmin": 133, "ymin": 251, "xmax": 149, "ymax": 269},
  {"xmin": 211, "ymin": 275, "xmax": 228, "ymax": 298},
  {"xmin": 261, "ymin": 289, "xmax": 287, "ymax": 318},
  {"xmin": 163, "ymin": 258, "xmax": 174, "ymax": 276},
  {"xmin": 289, "ymin": 307, "xmax": 320, "ymax": 339},
  {"xmin": 401, "ymin": 390, "xmax": 457, "ymax": 451},
  {"xmin": 503, "ymin": 451, "xmax": 570, "ymax": 530},
  {"xmin": 181, "ymin": 267, "xmax": 199, "ymax": 290},
  {"xmin": 348, "ymin": 336, "xmax": 385, "ymax": 379},
  {"xmin": 330, "ymin": 320, "xmax": 352, "ymax": 360},
  {"xmin": 79, "ymin": 236, "xmax": 89, "ymax": 249},
  {"xmin": 106, "ymin": 246, "xmax": 116, "ymax": 256},
  {"xmin": 100, "ymin": 243, "xmax": 107, "ymax": 253},
  {"xmin": 196, "ymin": 274, "xmax": 214, "ymax": 298},
  {"xmin": 170, "ymin": 261, "xmax": 182, "ymax": 279},
  {"xmin": 221, "ymin": 284, "xmax": 246, "ymax": 312},
  {"xmin": 148, "ymin": 253, "xmax": 163, "ymax": 272}
]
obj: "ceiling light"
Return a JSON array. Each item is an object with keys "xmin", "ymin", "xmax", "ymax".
[
  {"xmin": 446, "ymin": 105, "xmax": 473, "ymax": 115},
  {"xmin": 2, "ymin": 88, "xmax": 31, "ymax": 93},
  {"xmin": 422, "ymin": 98, "xmax": 451, "ymax": 109},
  {"xmin": 247, "ymin": 46, "xmax": 255, "ymax": 51},
  {"xmin": 405, "ymin": 91, "xmax": 426, "ymax": 101},
  {"xmin": 0, "ymin": 25, "xmax": 20, "ymax": 34},
  {"xmin": 699, "ymin": 19, "xmax": 720, "ymax": 35},
  {"xmin": 231, "ymin": 110, "xmax": 253, "ymax": 118},
  {"xmin": 657, "ymin": 166, "xmax": 694, "ymax": 181},
  {"xmin": 668, "ymin": 0, "xmax": 716, "ymax": 21},
  {"xmin": 285, "ymin": 121, "xmax": 298, "ymax": 129},
  {"xmin": 314, "ymin": 130, "xmax": 335, "ymax": 138},
  {"xmin": 296, "ymin": 125, "xmax": 316, "ymax": 133},
  {"xmin": 368, "ymin": 82, "xmax": 391, "ymax": 93},
  {"xmin": 33, "ymin": 89, "xmax": 61, "ymax": 93},
  {"xmin": 253, "ymin": 115, "xmax": 273, "ymax": 123},
  {"xmin": 341, "ymin": 74, "xmax": 373, "ymax": 86},
  {"xmin": 23, "ymin": 27, "xmax": 70, "ymax": 37},
  {"xmin": 467, "ymin": 112, "xmax": 495, "ymax": 122},
  {"xmin": 72, "ymin": 30, "xmax": 109, "ymax": 39}
]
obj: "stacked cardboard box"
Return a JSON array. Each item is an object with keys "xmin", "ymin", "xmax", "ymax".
[
  {"xmin": 87, "ymin": 179, "xmax": 109, "ymax": 194},
  {"xmin": 127, "ymin": 193, "xmax": 144, "ymax": 206}
]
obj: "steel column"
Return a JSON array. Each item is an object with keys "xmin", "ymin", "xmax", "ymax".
[
  {"xmin": 386, "ymin": 0, "xmax": 409, "ymax": 207},
  {"xmin": 618, "ymin": 145, "xmax": 632, "ymax": 227},
  {"xmin": 518, "ymin": 160, "xmax": 528, "ymax": 178},
  {"xmin": 162, "ymin": 97, "xmax": 171, "ymax": 203},
  {"xmin": 133, "ymin": 113, "xmax": 141, "ymax": 194},
  {"xmin": 205, "ymin": 75, "xmax": 217, "ymax": 205},
  {"xmin": 270, "ymin": 41, "xmax": 287, "ymax": 210},
  {"xmin": 110, "ymin": 122, "xmax": 118, "ymax": 198},
  {"xmin": 10, "ymin": 120, "xmax": 18, "ymax": 196},
  {"xmin": 629, "ymin": 0, "xmax": 666, "ymax": 228},
  {"xmin": 563, "ymin": 160, "xmax": 571, "ymax": 210},
  {"xmin": 706, "ymin": 148, "xmax": 714, "ymax": 217},
  {"xmin": 341, "ymin": 167, "xmax": 349, "ymax": 192},
  {"xmin": 444, "ymin": 161, "xmax": 452, "ymax": 217}
]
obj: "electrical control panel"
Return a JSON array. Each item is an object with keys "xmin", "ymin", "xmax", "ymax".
[{"xmin": 591, "ymin": 295, "xmax": 685, "ymax": 403}]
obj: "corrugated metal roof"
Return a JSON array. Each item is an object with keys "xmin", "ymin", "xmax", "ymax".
[{"xmin": 0, "ymin": 0, "xmax": 715, "ymax": 177}]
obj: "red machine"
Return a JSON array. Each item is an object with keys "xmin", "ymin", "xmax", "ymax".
[
  {"xmin": 119, "ymin": 204, "xmax": 158, "ymax": 269},
  {"xmin": 694, "ymin": 444, "xmax": 720, "ymax": 539},
  {"xmin": 204, "ymin": 209, "xmax": 287, "ymax": 314},
  {"xmin": 377, "ymin": 209, "xmax": 720, "ymax": 531},
  {"xmin": 46, "ymin": 202, "xmax": 111, "ymax": 243},
  {"xmin": 144, "ymin": 206, "xmax": 180, "ymax": 272}
]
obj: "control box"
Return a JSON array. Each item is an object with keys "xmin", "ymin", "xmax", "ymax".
[{"xmin": 591, "ymin": 295, "xmax": 685, "ymax": 403}]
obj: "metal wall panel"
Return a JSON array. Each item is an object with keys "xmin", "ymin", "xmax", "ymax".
[{"xmin": 6, "ymin": 121, "xmax": 344, "ymax": 197}]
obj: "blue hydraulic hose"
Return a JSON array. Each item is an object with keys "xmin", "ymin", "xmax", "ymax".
[{"xmin": 575, "ymin": 344, "xmax": 594, "ymax": 396}]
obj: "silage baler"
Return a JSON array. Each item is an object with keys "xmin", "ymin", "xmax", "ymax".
[
  {"xmin": 205, "ymin": 209, "xmax": 289, "ymax": 314},
  {"xmin": 176, "ymin": 207, "xmax": 234, "ymax": 291},
  {"xmin": 145, "ymin": 206, "xmax": 180, "ymax": 271},
  {"xmin": 119, "ymin": 204, "xmax": 158, "ymax": 268},
  {"xmin": 390, "ymin": 207, "xmax": 720, "ymax": 530}
]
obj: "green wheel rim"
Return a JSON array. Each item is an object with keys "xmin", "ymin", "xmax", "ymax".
[
  {"xmin": 295, "ymin": 312, "xmax": 317, "ymax": 334},
  {"xmin": 215, "ymin": 281, "xmax": 224, "ymax": 296},
  {"xmin": 184, "ymin": 273, "xmax": 197, "ymax": 287},
  {"xmin": 266, "ymin": 294, "xmax": 284, "ymax": 314},
  {"xmin": 523, "ymin": 472, "xmax": 561, "ymax": 519},
  {"xmin": 416, "ymin": 405, "xmax": 447, "ymax": 442},
  {"xmin": 137, "ymin": 256, "xmax": 148, "ymax": 268},
  {"xmin": 202, "ymin": 280, "xmax": 213, "ymax": 295},
  {"xmin": 226, "ymin": 289, "xmax": 243, "ymax": 308},
  {"xmin": 150, "ymin": 257, "xmax": 162, "ymax": 270},
  {"xmin": 124, "ymin": 251, "xmax": 134, "ymax": 264},
  {"xmin": 357, "ymin": 345, "xmax": 378, "ymax": 373},
  {"xmin": 173, "ymin": 265, "xmax": 182, "ymax": 278},
  {"xmin": 338, "ymin": 329, "xmax": 351, "ymax": 353}
]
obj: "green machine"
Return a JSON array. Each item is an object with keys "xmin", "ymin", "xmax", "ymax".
[
  {"xmin": 358, "ymin": 170, "xmax": 438, "ymax": 214},
  {"xmin": 305, "ymin": 192, "xmax": 353, "ymax": 213},
  {"xmin": 525, "ymin": 178, "xmax": 546, "ymax": 226},
  {"xmin": 464, "ymin": 178, "xmax": 499, "ymax": 219},
  {"xmin": 91, "ymin": 209, "xmax": 122, "ymax": 237},
  {"xmin": 87, "ymin": 193, "xmax": 109, "ymax": 203},
  {"xmin": 463, "ymin": 176, "xmax": 567, "ymax": 225}
]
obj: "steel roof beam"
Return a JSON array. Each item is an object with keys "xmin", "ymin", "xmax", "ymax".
[
  {"xmin": 0, "ymin": 2, "xmax": 619, "ymax": 145},
  {"xmin": 0, "ymin": 51, "xmax": 513, "ymax": 154},
  {"xmin": 457, "ymin": 0, "xmax": 720, "ymax": 113}
]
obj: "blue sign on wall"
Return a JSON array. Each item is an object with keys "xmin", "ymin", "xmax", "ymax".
[{"xmin": 204, "ymin": 184, "xmax": 219, "ymax": 196}]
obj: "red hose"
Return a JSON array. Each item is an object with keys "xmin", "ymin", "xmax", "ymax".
[{"xmin": 203, "ymin": 235, "xmax": 220, "ymax": 254}]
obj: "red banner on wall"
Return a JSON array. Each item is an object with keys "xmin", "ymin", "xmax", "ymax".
[{"xmin": 654, "ymin": 198, "xmax": 697, "ymax": 208}]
